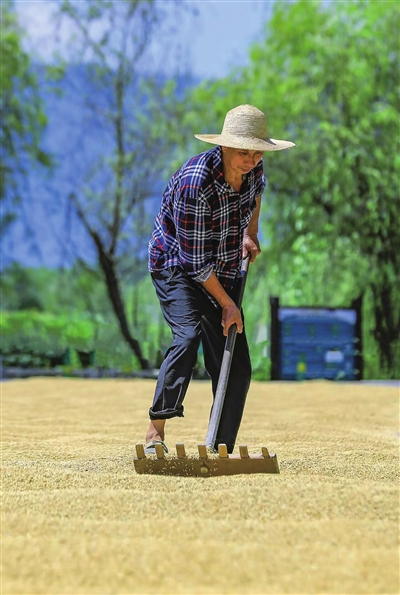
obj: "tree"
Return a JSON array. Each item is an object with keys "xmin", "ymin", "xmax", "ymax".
[
  {"xmin": 0, "ymin": 0, "xmax": 51, "ymax": 238},
  {"xmin": 183, "ymin": 0, "xmax": 400, "ymax": 377},
  {"xmin": 51, "ymin": 0, "xmax": 187, "ymax": 369}
]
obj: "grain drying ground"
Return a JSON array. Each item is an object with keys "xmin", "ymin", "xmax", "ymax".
[{"xmin": 1, "ymin": 378, "xmax": 399, "ymax": 595}]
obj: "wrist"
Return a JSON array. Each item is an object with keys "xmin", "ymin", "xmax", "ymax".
[{"xmin": 220, "ymin": 297, "xmax": 236, "ymax": 309}]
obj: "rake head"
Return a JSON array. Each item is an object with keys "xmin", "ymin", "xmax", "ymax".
[{"xmin": 134, "ymin": 443, "xmax": 279, "ymax": 476}]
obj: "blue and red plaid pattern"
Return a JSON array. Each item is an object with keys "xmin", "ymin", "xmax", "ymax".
[{"xmin": 148, "ymin": 146, "xmax": 266, "ymax": 288}]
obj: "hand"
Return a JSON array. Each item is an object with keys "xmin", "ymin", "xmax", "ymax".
[
  {"xmin": 243, "ymin": 233, "xmax": 261, "ymax": 262},
  {"xmin": 221, "ymin": 302, "xmax": 243, "ymax": 336}
]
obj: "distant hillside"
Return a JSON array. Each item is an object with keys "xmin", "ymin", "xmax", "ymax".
[{"xmin": 3, "ymin": 65, "xmax": 196, "ymax": 269}]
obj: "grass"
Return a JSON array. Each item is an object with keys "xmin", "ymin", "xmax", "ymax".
[{"xmin": 2, "ymin": 378, "xmax": 399, "ymax": 594}]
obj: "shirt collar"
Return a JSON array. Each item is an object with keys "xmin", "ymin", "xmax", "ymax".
[{"xmin": 212, "ymin": 146, "xmax": 231, "ymax": 195}]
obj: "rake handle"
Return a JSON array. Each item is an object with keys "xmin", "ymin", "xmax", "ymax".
[{"xmin": 205, "ymin": 255, "xmax": 250, "ymax": 449}]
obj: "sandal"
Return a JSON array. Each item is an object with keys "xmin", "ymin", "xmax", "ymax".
[{"xmin": 144, "ymin": 440, "xmax": 169, "ymax": 455}]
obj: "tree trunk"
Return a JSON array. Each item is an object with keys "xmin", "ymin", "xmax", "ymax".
[
  {"xmin": 92, "ymin": 232, "xmax": 149, "ymax": 370},
  {"xmin": 71, "ymin": 193, "xmax": 149, "ymax": 369},
  {"xmin": 371, "ymin": 279, "xmax": 399, "ymax": 377}
]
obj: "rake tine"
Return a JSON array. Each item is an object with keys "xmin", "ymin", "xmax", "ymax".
[
  {"xmin": 135, "ymin": 444, "xmax": 146, "ymax": 459},
  {"xmin": 198, "ymin": 444, "xmax": 208, "ymax": 459},
  {"xmin": 218, "ymin": 444, "xmax": 228, "ymax": 458},
  {"xmin": 134, "ymin": 442, "xmax": 280, "ymax": 476},
  {"xmin": 239, "ymin": 445, "xmax": 249, "ymax": 459},
  {"xmin": 176, "ymin": 443, "xmax": 186, "ymax": 458},
  {"xmin": 155, "ymin": 443, "xmax": 165, "ymax": 459}
]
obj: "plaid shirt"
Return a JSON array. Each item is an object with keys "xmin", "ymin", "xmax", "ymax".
[{"xmin": 148, "ymin": 146, "xmax": 266, "ymax": 288}]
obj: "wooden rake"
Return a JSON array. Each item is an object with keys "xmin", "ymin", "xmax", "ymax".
[{"xmin": 134, "ymin": 256, "xmax": 279, "ymax": 476}]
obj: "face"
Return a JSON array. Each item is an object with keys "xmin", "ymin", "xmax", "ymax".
[{"xmin": 222, "ymin": 147, "xmax": 264, "ymax": 176}]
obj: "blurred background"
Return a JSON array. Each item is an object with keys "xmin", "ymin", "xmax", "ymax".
[{"xmin": 1, "ymin": 0, "xmax": 399, "ymax": 380}]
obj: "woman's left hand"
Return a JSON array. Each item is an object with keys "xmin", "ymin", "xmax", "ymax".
[{"xmin": 243, "ymin": 233, "xmax": 261, "ymax": 262}]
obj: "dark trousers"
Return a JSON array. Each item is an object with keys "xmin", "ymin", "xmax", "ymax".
[{"xmin": 149, "ymin": 267, "xmax": 251, "ymax": 453}]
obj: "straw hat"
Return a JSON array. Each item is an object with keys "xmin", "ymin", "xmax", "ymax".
[{"xmin": 194, "ymin": 104, "xmax": 295, "ymax": 152}]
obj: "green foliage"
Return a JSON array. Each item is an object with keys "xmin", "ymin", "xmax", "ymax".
[
  {"xmin": 181, "ymin": 0, "xmax": 400, "ymax": 378},
  {"xmin": 3, "ymin": 1, "xmax": 398, "ymax": 379},
  {"xmin": 1, "ymin": 311, "xmax": 69, "ymax": 363},
  {"xmin": 0, "ymin": 262, "xmax": 44, "ymax": 311},
  {"xmin": 0, "ymin": 0, "xmax": 51, "ymax": 232},
  {"xmin": 1, "ymin": 310, "xmax": 97, "ymax": 367},
  {"xmin": 0, "ymin": 263, "xmax": 163, "ymax": 371},
  {"xmin": 65, "ymin": 317, "xmax": 97, "ymax": 352},
  {"xmin": 0, "ymin": 262, "xmax": 107, "ymax": 315}
]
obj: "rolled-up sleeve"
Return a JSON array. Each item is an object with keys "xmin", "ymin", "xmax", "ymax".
[{"xmin": 173, "ymin": 190, "xmax": 214, "ymax": 281}]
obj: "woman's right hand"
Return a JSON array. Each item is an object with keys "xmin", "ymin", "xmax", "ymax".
[{"xmin": 221, "ymin": 302, "xmax": 243, "ymax": 336}]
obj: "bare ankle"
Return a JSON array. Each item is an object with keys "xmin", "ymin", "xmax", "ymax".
[
  {"xmin": 146, "ymin": 419, "xmax": 166, "ymax": 443},
  {"xmin": 146, "ymin": 430, "xmax": 164, "ymax": 442}
]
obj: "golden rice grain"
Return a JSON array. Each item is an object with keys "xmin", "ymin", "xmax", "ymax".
[{"xmin": 2, "ymin": 378, "xmax": 399, "ymax": 594}]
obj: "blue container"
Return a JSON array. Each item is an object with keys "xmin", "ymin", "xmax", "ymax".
[{"xmin": 278, "ymin": 308, "xmax": 357, "ymax": 380}]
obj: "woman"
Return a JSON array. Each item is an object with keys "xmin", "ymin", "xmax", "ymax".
[{"xmin": 144, "ymin": 104, "xmax": 295, "ymax": 454}]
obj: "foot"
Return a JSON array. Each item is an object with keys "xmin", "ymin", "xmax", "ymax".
[{"xmin": 144, "ymin": 440, "xmax": 169, "ymax": 455}]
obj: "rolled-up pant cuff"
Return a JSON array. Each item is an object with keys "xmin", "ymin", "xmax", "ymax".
[{"xmin": 149, "ymin": 406, "xmax": 184, "ymax": 420}]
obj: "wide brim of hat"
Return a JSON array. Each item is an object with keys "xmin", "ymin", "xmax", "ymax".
[{"xmin": 194, "ymin": 133, "xmax": 295, "ymax": 152}]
